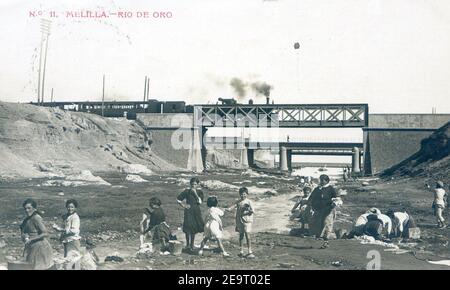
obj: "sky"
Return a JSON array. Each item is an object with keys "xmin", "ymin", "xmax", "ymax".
[{"xmin": 1, "ymin": 0, "xmax": 450, "ymax": 114}]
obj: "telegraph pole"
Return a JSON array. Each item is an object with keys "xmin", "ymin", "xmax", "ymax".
[
  {"xmin": 143, "ymin": 76, "xmax": 147, "ymax": 102},
  {"xmin": 38, "ymin": 19, "xmax": 51, "ymax": 105},
  {"xmin": 146, "ymin": 76, "xmax": 150, "ymax": 101}
]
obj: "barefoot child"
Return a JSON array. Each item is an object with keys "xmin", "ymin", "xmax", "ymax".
[
  {"xmin": 198, "ymin": 196, "xmax": 229, "ymax": 257},
  {"xmin": 432, "ymin": 181, "xmax": 447, "ymax": 228},
  {"xmin": 140, "ymin": 197, "xmax": 171, "ymax": 251},
  {"xmin": 227, "ymin": 187, "xmax": 255, "ymax": 258},
  {"xmin": 291, "ymin": 186, "xmax": 313, "ymax": 231}
]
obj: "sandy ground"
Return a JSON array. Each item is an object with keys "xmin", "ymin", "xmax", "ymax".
[{"xmin": 0, "ymin": 169, "xmax": 449, "ymax": 270}]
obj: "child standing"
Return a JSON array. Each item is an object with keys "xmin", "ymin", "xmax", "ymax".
[
  {"xmin": 140, "ymin": 197, "xmax": 171, "ymax": 251},
  {"xmin": 228, "ymin": 187, "xmax": 255, "ymax": 258},
  {"xmin": 198, "ymin": 196, "xmax": 229, "ymax": 257},
  {"xmin": 433, "ymin": 181, "xmax": 447, "ymax": 228}
]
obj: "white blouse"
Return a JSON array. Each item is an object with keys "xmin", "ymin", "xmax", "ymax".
[{"xmin": 62, "ymin": 213, "xmax": 81, "ymax": 243}]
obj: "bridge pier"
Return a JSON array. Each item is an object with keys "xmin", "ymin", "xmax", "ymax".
[
  {"xmin": 287, "ymin": 149, "xmax": 293, "ymax": 172},
  {"xmin": 279, "ymin": 146, "xmax": 289, "ymax": 171},
  {"xmin": 240, "ymin": 146, "xmax": 249, "ymax": 168},
  {"xmin": 201, "ymin": 127, "xmax": 208, "ymax": 170},
  {"xmin": 352, "ymin": 147, "xmax": 361, "ymax": 174},
  {"xmin": 247, "ymin": 148, "xmax": 255, "ymax": 168},
  {"xmin": 136, "ymin": 114, "xmax": 204, "ymax": 172},
  {"xmin": 187, "ymin": 128, "xmax": 204, "ymax": 173}
]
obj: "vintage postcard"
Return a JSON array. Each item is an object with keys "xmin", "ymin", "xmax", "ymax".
[{"xmin": 0, "ymin": 0, "xmax": 449, "ymax": 277}]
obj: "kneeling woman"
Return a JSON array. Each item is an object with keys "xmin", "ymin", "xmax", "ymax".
[
  {"xmin": 20, "ymin": 198, "xmax": 54, "ymax": 270},
  {"xmin": 53, "ymin": 199, "xmax": 81, "ymax": 257}
]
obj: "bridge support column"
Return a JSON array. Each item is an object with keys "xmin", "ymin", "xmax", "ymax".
[
  {"xmin": 287, "ymin": 149, "xmax": 293, "ymax": 172},
  {"xmin": 200, "ymin": 127, "xmax": 208, "ymax": 171},
  {"xmin": 279, "ymin": 146, "xmax": 288, "ymax": 171},
  {"xmin": 352, "ymin": 147, "xmax": 361, "ymax": 174},
  {"xmin": 240, "ymin": 146, "xmax": 249, "ymax": 168},
  {"xmin": 187, "ymin": 128, "xmax": 204, "ymax": 173},
  {"xmin": 247, "ymin": 148, "xmax": 255, "ymax": 168}
]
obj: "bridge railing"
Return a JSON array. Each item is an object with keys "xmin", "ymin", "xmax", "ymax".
[{"xmin": 193, "ymin": 103, "xmax": 368, "ymax": 128}]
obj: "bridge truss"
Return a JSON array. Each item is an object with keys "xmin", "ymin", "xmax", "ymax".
[{"xmin": 194, "ymin": 103, "xmax": 369, "ymax": 128}]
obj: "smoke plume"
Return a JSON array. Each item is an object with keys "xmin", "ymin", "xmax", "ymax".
[
  {"xmin": 230, "ymin": 78, "xmax": 247, "ymax": 99},
  {"xmin": 251, "ymin": 82, "xmax": 272, "ymax": 97}
]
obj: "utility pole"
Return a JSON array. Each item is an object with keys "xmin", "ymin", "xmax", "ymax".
[
  {"xmin": 38, "ymin": 19, "xmax": 51, "ymax": 105},
  {"xmin": 51, "ymin": 88, "xmax": 54, "ymax": 102},
  {"xmin": 146, "ymin": 76, "xmax": 150, "ymax": 102},
  {"xmin": 102, "ymin": 74, "xmax": 105, "ymax": 117},
  {"xmin": 143, "ymin": 76, "xmax": 147, "ymax": 102}
]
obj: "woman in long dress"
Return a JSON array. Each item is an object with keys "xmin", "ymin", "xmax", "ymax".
[
  {"xmin": 20, "ymin": 198, "xmax": 54, "ymax": 270},
  {"xmin": 177, "ymin": 177, "xmax": 205, "ymax": 252}
]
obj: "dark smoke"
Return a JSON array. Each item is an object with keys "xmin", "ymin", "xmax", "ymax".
[
  {"xmin": 251, "ymin": 82, "xmax": 272, "ymax": 97},
  {"xmin": 230, "ymin": 78, "xmax": 247, "ymax": 99}
]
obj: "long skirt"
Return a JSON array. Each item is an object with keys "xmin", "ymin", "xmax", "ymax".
[
  {"xmin": 153, "ymin": 223, "xmax": 171, "ymax": 242},
  {"xmin": 25, "ymin": 239, "xmax": 54, "ymax": 270},
  {"xmin": 64, "ymin": 240, "xmax": 81, "ymax": 257},
  {"xmin": 183, "ymin": 206, "xmax": 204, "ymax": 234}
]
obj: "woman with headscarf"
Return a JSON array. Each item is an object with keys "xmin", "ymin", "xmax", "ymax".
[
  {"xmin": 20, "ymin": 198, "xmax": 54, "ymax": 270},
  {"xmin": 386, "ymin": 209, "xmax": 417, "ymax": 238},
  {"xmin": 346, "ymin": 208, "xmax": 381, "ymax": 239}
]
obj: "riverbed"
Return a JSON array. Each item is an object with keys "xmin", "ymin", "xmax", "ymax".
[{"xmin": 0, "ymin": 168, "xmax": 448, "ymax": 270}]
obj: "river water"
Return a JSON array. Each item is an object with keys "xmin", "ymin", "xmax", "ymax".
[{"xmin": 292, "ymin": 166, "xmax": 344, "ymax": 181}]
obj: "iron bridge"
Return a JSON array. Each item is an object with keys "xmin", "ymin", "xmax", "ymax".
[{"xmin": 194, "ymin": 103, "xmax": 369, "ymax": 128}]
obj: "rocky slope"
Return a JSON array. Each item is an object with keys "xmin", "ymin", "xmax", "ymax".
[
  {"xmin": 0, "ymin": 102, "xmax": 181, "ymax": 179},
  {"xmin": 381, "ymin": 121, "xmax": 450, "ymax": 185}
]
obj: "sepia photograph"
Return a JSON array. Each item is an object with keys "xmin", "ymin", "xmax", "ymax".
[{"xmin": 0, "ymin": 0, "xmax": 449, "ymax": 276}]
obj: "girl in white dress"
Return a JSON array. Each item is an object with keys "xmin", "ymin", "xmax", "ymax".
[{"xmin": 198, "ymin": 196, "xmax": 229, "ymax": 257}]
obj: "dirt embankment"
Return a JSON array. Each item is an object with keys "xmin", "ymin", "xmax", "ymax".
[
  {"xmin": 381, "ymin": 121, "xmax": 450, "ymax": 185},
  {"xmin": 0, "ymin": 102, "xmax": 181, "ymax": 179}
]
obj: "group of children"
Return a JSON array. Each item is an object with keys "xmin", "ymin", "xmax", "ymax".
[{"xmin": 140, "ymin": 177, "xmax": 256, "ymax": 258}]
